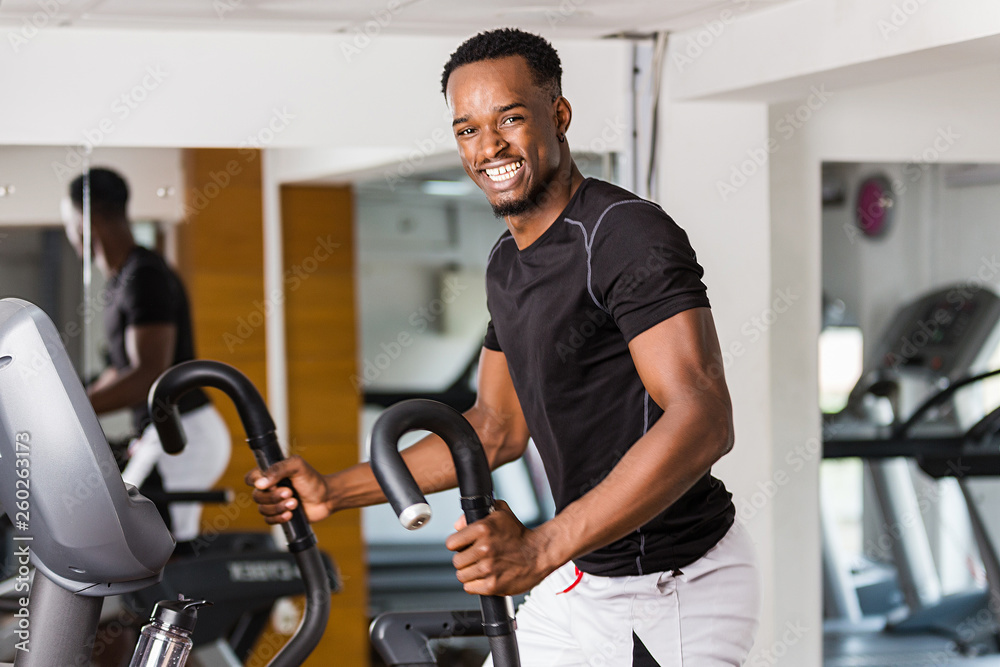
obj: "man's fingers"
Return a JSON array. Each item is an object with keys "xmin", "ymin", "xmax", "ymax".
[
  {"xmin": 244, "ymin": 469, "xmax": 262, "ymax": 486},
  {"xmin": 453, "ymin": 515, "xmax": 468, "ymax": 531},
  {"xmin": 253, "ymin": 492, "xmax": 298, "ymax": 516},
  {"xmin": 445, "ymin": 523, "xmax": 482, "ymax": 553},
  {"xmin": 247, "ymin": 458, "xmax": 304, "ymax": 492},
  {"xmin": 251, "ymin": 486, "xmax": 293, "ymax": 505},
  {"xmin": 456, "ymin": 572, "xmax": 498, "ymax": 596},
  {"xmin": 263, "ymin": 510, "xmax": 294, "ymax": 525},
  {"xmin": 451, "ymin": 540, "xmax": 489, "ymax": 570},
  {"xmin": 454, "ymin": 558, "xmax": 493, "ymax": 584}
]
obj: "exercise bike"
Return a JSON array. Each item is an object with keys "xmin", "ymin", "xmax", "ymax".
[{"xmin": 0, "ymin": 298, "xmax": 329, "ymax": 667}]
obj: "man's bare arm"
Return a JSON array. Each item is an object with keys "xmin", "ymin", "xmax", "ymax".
[
  {"xmin": 247, "ymin": 346, "xmax": 531, "ymax": 524},
  {"xmin": 88, "ymin": 323, "xmax": 176, "ymax": 415}
]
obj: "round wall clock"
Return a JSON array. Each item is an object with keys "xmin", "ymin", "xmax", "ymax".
[{"xmin": 854, "ymin": 175, "xmax": 895, "ymax": 238}]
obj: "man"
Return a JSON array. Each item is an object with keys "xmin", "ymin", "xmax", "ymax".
[
  {"xmin": 249, "ymin": 29, "xmax": 759, "ymax": 665},
  {"xmin": 65, "ymin": 167, "xmax": 230, "ymax": 543}
]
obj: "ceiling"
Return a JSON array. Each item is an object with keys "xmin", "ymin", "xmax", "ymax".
[{"xmin": 0, "ymin": 0, "xmax": 796, "ymax": 39}]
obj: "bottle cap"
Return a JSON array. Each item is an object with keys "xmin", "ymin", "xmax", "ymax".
[{"xmin": 150, "ymin": 597, "xmax": 213, "ymax": 633}]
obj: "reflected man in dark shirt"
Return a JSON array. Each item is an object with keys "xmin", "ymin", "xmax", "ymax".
[{"xmin": 64, "ymin": 167, "xmax": 230, "ymax": 542}]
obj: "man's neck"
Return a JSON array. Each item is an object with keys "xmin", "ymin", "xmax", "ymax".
[
  {"xmin": 100, "ymin": 225, "xmax": 138, "ymax": 276},
  {"xmin": 506, "ymin": 163, "xmax": 585, "ymax": 250}
]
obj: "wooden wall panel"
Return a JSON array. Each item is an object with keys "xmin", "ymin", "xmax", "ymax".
[
  {"xmin": 281, "ymin": 184, "xmax": 367, "ymax": 667},
  {"xmin": 177, "ymin": 148, "xmax": 266, "ymax": 536}
]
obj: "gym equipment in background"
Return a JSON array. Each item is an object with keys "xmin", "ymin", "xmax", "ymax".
[{"xmin": 824, "ymin": 285, "xmax": 1000, "ymax": 663}]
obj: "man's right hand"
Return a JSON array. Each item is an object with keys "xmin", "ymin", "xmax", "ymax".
[{"xmin": 245, "ymin": 456, "xmax": 333, "ymax": 524}]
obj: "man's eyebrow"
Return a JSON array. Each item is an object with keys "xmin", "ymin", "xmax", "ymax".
[
  {"xmin": 451, "ymin": 102, "xmax": 527, "ymax": 127},
  {"xmin": 495, "ymin": 102, "xmax": 526, "ymax": 114}
]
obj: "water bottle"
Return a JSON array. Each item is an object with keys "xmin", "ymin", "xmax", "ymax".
[{"xmin": 128, "ymin": 598, "xmax": 212, "ymax": 667}]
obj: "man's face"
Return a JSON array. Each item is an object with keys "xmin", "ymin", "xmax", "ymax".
[
  {"xmin": 61, "ymin": 200, "xmax": 111, "ymax": 274},
  {"xmin": 61, "ymin": 199, "xmax": 85, "ymax": 257},
  {"xmin": 447, "ymin": 56, "xmax": 563, "ymax": 218}
]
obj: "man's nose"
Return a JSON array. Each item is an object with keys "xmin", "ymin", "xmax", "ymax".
[{"xmin": 479, "ymin": 127, "xmax": 508, "ymax": 163}]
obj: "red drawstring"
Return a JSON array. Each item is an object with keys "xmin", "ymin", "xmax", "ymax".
[{"xmin": 558, "ymin": 566, "xmax": 584, "ymax": 594}]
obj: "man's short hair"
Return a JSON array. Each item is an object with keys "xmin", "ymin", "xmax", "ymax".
[
  {"xmin": 441, "ymin": 28, "xmax": 563, "ymax": 101},
  {"xmin": 69, "ymin": 167, "xmax": 129, "ymax": 219}
]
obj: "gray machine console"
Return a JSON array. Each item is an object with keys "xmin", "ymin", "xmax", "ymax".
[
  {"xmin": 0, "ymin": 298, "xmax": 173, "ymax": 595},
  {"xmin": 862, "ymin": 286, "xmax": 1000, "ymax": 382}
]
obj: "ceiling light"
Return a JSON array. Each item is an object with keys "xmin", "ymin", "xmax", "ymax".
[{"xmin": 420, "ymin": 180, "xmax": 474, "ymax": 197}]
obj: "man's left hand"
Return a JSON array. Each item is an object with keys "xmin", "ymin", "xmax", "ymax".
[{"xmin": 445, "ymin": 500, "xmax": 555, "ymax": 596}]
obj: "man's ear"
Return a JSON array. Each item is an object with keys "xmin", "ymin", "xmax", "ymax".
[{"xmin": 554, "ymin": 96, "xmax": 573, "ymax": 136}]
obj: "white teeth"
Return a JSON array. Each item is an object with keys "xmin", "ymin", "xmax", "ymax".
[{"xmin": 484, "ymin": 160, "xmax": 524, "ymax": 182}]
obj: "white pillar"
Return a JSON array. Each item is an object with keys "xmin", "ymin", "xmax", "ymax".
[
  {"xmin": 261, "ymin": 150, "xmax": 289, "ymax": 449},
  {"xmin": 660, "ymin": 98, "xmax": 823, "ymax": 665}
]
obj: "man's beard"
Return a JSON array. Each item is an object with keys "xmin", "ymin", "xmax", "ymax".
[{"xmin": 489, "ymin": 180, "xmax": 548, "ymax": 219}]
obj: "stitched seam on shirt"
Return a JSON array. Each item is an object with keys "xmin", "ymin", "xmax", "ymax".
[
  {"xmin": 566, "ymin": 218, "xmax": 609, "ymax": 313},
  {"xmin": 487, "ymin": 235, "xmax": 517, "ymax": 266},
  {"xmin": 569, "ymin": 199, "xmax": 664, "ymax": 315},
  {"xmin": 643, "ymin": 391, "xmax": 650, "ymax": 435},
  {"xmin": 590, "ymin": 199, "xmax": 661, "ymax": 248}
]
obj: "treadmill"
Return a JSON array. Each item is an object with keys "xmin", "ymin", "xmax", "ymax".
[{"xmin": 824, "ymin": 286, "xmax": 1000, "ymax": 665}]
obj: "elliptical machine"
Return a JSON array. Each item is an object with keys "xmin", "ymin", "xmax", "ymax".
[
  {"xmin": 0, "ymin": 298, "xmax": 329, "ymax": 667},
  {"xmin": 366, "ymin": 399, "xmax": 521, "ymax": 667}
]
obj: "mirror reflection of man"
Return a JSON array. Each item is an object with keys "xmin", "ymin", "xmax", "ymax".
[{"xmin": 64, "ymin": 167, "xmax": 230, "ymax": 545}]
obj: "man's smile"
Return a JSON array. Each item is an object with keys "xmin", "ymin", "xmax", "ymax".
[{"xmin": 483, "ymin": 159, "xmax": 525, "ymax": 183}]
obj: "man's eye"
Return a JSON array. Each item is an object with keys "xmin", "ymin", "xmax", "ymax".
[
  {"xmin": 457, "ymin": 127, "xmax": 474, "ymax": 136},
  {"xmin": 501, "ymin": 116, "xmax": 522, "ymax": 125}
]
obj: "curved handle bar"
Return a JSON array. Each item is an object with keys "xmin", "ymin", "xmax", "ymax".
[
  {"xmin": 148, "ymin": 360, "xmax": 330, "ymax": 667},
  {"xmin": 369, "ymin": 399, "xmax": 520, "ymax": 667}
]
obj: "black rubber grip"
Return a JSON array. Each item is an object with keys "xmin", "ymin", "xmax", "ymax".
[
  {"xmin": 248, "ymin": 432, "xmax": 315, "ymax": 552},
  {"xmin": 370, "ymin": 399, "xmax": 491, "ymax": 521},
  {"xmin": 488, "ymin": 634, "xmax": 521, "ymax": 667}
]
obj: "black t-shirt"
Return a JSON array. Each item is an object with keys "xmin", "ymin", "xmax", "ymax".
[
  {"xmin": 104, "ymin": 246, "xmax": 209, "ymax": 433},
  {"xmin": 483, "ymin": 178, "xmax": 735, "ymax": 576}
]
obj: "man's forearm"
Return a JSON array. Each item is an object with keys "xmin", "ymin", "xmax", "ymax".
[
  {"xmin": 325, "ymin": 433, "xmax": 457, "ymax": 512},
  {"xmin": 326, "ymin": 405, "xmax": 518, "ymax": 512},
  {"xmin": 531, "ymin": 402, "xmax": 732, "ymax": 572},
  {"xmin": 87, "ymin": 365, "xmax": 160, "ymax": 415}
]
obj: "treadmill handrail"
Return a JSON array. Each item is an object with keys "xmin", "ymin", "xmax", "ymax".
[{"xmin": 892, "ymin": 367, "xmax": 1000, "ymax": 438}]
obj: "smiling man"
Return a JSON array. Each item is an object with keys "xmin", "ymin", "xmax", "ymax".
[{"xmin": 249, "ymin": 28, "xmax": 759, "ymax": 666}]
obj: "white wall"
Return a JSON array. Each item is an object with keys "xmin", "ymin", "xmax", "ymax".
[
  {"xmin": 669, "ymin": 0, "xmax": 1000, "ymax": 103},
  {"xmin": 0, "ymin": 29, "xmax": 629, "ymax": 159}
]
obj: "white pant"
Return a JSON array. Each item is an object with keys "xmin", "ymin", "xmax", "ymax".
[
  {"xmin": 121, "ymin": 404, "xmax": 231, "ymax": 541},
  {"xmin": 485, "ymin": 523, "xmax": 760, "ymax": 667}
]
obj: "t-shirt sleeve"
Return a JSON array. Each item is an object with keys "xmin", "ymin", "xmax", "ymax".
[
  {"xmin": 590, "ymin": 201, "xmax": 711, "ymax": 343},
  {"xmin": 483, "ymin": 319, "xmax": 502, "ymax": 351},
  {"xmin": 121, "ymin": 265, "xmax": 176, "ymax": 327}
]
